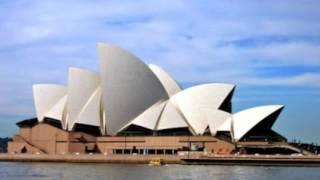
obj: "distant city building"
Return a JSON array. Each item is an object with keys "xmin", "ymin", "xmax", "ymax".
[{"xmin": 9, "ymin": 43, "xmax": 305, "ymax": 155}]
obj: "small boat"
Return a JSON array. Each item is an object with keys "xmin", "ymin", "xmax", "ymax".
[{"xmin": 149, "ymin": 158, "xmax": 164, "ymax": 166}]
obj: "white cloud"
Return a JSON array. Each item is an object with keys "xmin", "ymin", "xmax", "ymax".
[{"xmin": 0, "ymin": 0, "xmax": 320, "ymax": 117}]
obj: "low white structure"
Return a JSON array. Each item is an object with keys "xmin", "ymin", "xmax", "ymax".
[{"xmin": 32, "ymin": 43, "xmax": 285, "ymax": 142}]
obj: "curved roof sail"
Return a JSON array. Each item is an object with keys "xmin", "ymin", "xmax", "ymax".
[
  {"xmin": 207, "ymin": 110, "xmax": 231, "ymax": 136},
  {"xmin": 231, "ymin": 105, "xmax": 284, "ymax": 142},
  {"xmin": 45, "ymin": 95, "xmax": 68, "ymax": 129},
  {"xmin": 75, "ymin": 87, "xmax": 102, "ymax": 127},
  {"xmin": 117, "ymin": 100, "xmax": 167, "ymax": 133},
  {"xmin": 67, "ymin": 67, "xmax": 101, "ymax": 130},
  {"xmin": 33, "ymin": 84, "xmax": 67, "ymax": 123},
  {"xmin": 98, "ymin": 43, "xmax": 169, "ymax": 135},
  {"xmin": 216, "ymin": 116, "xmax": 232, "ymax": 132},
  {"xmin": 156, "ymin": 101, "xmax": 189, "ymax": 131},
  {"xmin": 148, "ymin": 64, "xmax": 182, "ymax": 97},
  {"xmin": 170, "ymin": 83, "xmax": 235, "ymax": 135}
]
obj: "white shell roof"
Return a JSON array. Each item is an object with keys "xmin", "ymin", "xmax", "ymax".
[
  {"xmin": 76, "ymin": 87, "xmax": 102, "ymax": 127},
  {"xmin": 207, "ymin": 110, "xmax": 231, "ymax": 136},
  {"xmin": 118, "ymin": 100, "xmax": 167, "ymax": 132},
  {"xmin": 148, "ymin": 64, "xmax": 182, "ymax": 97},
  {"xmin": 217, "ymin": 116, "xmax": 232, "ymax": 132},
  {"xmin": 170, "ymin": 83, "xmax": 235, "ymax": 135},
  {"xmin": 98, "ymin": 43, "xmax": 169, "ymax": 135},
  {"xmin": 31, "ymin": 43, "xmax": 287, "ymax": 139},
  {"xmin": 45, "ymin": 95, "xmax": 68, "ymax": 128},
  {"xmin": 67, "ymin": 67, "xmax": 101, "ymax": 130},
  {"xmin": 232, "ymin": 105, "xmax": 284, "ymax": 142},
  {"xmin": 156, "ymin": 101, "xmax": 189, "ymax": 131},
  {"xmin": 33, "ymin": 84, "xmax": 67, "ymax": 122}
]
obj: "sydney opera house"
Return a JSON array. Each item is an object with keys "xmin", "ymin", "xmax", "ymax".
[{"xmin": 8, "ymin": 43, "xmax": 302, "ymax": 155}]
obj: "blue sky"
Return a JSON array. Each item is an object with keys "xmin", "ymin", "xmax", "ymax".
[{"xmin": 0, "ymin": 0, "xmax": 319, "ymax": 143}]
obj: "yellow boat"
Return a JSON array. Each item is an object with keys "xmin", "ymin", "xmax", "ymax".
[{"xmin": 148, "ymin": 158, "xmax": 164, "ymax": 166}]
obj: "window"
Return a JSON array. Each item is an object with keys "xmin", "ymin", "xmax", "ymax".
[
  {"xmin": 165, "ymin": 149, "xmax": 173, "ymax": 155},
  {"xmin": 148, "ymin": 149, "xmax": 155, "ymax": 154},
  {"xmin": 124, "ymin": 149, "xmax": 131, "ymax": 154},
  {"xmin": 114, "ymin": 149, "xmax": 123, "ymax": 154},
  {"xmin": 156, "ymin": 149, "xmax": 164, "ymax": 155}
]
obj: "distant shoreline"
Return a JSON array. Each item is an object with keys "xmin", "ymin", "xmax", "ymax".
[{"xmin": 2, "ymin": 154, "xmax": 320, "ymax": 166}]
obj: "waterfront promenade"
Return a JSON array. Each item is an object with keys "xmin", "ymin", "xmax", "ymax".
[
  {"xmin": 2, "ymin": 153, "xmax": 320, "ymax": 166},
  {"xmin": 0, "ymin": 154, "xmax": 181, "ymax": 164}
]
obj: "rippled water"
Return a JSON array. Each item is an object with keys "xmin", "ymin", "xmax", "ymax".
[{"xmin": 0, "ymin": 162, "xmax": 320, "ymax": 180}]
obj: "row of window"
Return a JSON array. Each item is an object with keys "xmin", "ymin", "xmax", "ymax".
[{"xmin": 112, "ymin": 149, "xmax": 178, "ymax": 155}]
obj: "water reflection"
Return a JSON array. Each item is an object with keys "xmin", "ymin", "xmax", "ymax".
[{"xmin": 0, "ymin": 162, "xmax": 320, "ymax": 180}]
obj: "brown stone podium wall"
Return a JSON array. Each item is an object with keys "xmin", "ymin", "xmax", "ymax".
[
  {"xmin": 96, "ymin": 136, "xmax": 235, "ymax": 155},
  {"xmin": 8, "ymin": 123, "xmax": 96, "ymax": 154},
  {"xmin": 8, "ymin": 123, "xmax": 235, "ymax": 155}
]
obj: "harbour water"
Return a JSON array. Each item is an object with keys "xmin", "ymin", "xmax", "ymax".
[{"xmin": 0, "ymin": 162, "xmax": 320, "ymax": 180}]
